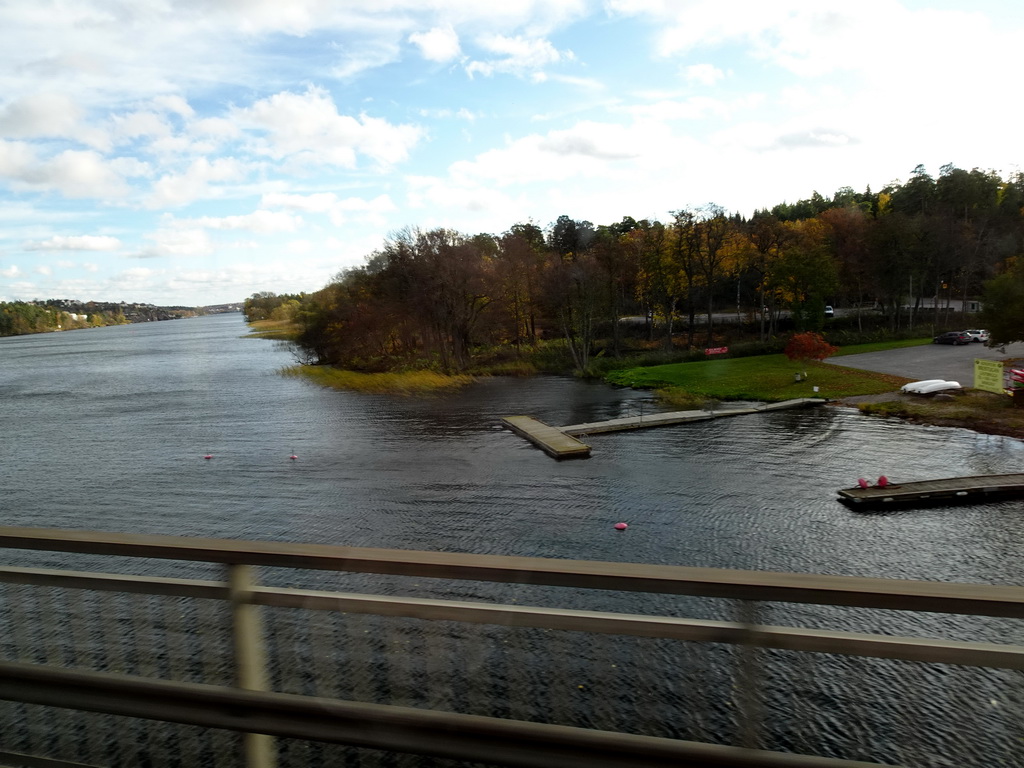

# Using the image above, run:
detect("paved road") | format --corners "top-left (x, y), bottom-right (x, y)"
top-left (826, 341), bottom-right (1024, 384)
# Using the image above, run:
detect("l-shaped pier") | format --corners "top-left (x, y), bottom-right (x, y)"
top-left (502, 398), bottom-right (827, 459)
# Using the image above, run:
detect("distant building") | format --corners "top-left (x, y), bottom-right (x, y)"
top-left (900, 297), bottom-right (982, 313)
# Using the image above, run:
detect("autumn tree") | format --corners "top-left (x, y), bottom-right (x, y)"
top-left (629, 219), bottom-right (675, 346)
top-left (592, 217), bottom-right (641, 356)
top-left (694, 205), bottom-right (731, 344)
top-left (495, 222), bottom-right (547, 350)
top-left (772, 218), bottom-right (839, 331)
top-left (544, 216), bottom-right (605, 372)
top-left (784, 332), bottom-right (837, 369)
top-left (744, 211), bottom-right (792, 340)
top-left (666, 209), bottom-right (703, 346)
top-left (542, 251), bottom-right (608, 372)
top-left (405, 227), bottom-right (495, 372)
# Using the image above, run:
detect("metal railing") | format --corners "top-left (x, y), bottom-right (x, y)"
top-left (0, 526), bottom-right (1022, 767)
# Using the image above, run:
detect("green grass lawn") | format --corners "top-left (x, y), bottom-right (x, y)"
top-left (827, 338), bottom-right (931, 356)
top-left (606, 353), bottom-right (912, 401)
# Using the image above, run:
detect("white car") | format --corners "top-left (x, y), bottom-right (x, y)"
top-left (964, 329), bottom-right (990, 343)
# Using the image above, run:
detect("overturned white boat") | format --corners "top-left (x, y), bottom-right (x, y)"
top-left (900, 379), bottom-right (962, 395)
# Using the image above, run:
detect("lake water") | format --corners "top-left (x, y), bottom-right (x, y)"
top-left (2, 313), bottom-right (1023, 766)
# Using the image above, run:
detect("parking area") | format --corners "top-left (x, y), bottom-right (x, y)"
top-left (826, 340), bottom-right (1024, 385)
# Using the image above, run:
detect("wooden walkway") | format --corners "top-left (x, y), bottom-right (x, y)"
top-left (838, 473), bottom-right (1024, 509)
top-left (500, 416), bottom-right (592, 458)
top-left (503, 398), bottom-right (826, 458)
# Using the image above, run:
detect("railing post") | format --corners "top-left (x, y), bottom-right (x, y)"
top-left (228, 564), bottom-right (276, 768)
top-left (734, 599), bottom-right (764, 750)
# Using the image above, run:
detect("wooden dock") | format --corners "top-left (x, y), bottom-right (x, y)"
top-left (500, 416), bottom-right (592, 458)
top-left (503, 398), bottom-right (826, 458)
top-left (560, 398), bottom-right (824, 435)
top-left (838, 473), bottom-right (1024, 509)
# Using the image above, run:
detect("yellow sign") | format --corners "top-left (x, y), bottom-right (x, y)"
top-left (974, 359), bottom-right (1005, 394)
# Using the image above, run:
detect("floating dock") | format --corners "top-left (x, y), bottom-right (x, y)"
top-left (500, 416), bottom-right (592, 459)
top-left (560, 398), bottom-right (824, 436)
top-left (838, 473), bottom-right (1024, 509)
top-left (503, 398), bottom-right (826, 459)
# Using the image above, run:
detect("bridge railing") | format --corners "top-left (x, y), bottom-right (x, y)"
top-left (0, 526), bottom-right (1022, 767)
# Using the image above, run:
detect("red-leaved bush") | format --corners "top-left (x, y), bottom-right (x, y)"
top-left (784, 332), bottom-right (837, 363)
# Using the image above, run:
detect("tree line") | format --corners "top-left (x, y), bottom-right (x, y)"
top-left (0, 302), bottom-right (127, 336)
top-left (246, 163), bottom-right (1024, 373)
top-left (0, 301), bottom-right (198, 337)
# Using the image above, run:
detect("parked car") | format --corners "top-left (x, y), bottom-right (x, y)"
top-left (824, 305), bottom-right (834, 318)
top-left (933, 331), bottom-right (972, 345)
top-left (964, 329), bottom-right (990, 343)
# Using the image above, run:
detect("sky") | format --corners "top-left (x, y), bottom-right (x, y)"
top-left (1, 0), bottom-right (1022, 307)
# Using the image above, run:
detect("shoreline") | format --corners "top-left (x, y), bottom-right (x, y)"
top-left (832, 390), bottom-right (1024, 441)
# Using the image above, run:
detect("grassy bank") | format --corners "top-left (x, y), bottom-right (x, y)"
top-left (606, 354), bottom-right (909, 402)
top-left (857, 390), bottom-right (1024, 439)
top-left (244, 319), bottom-right (300, 340)
top-left (603, 339), bottom-right (933, 402)
top-left (281, 365), bottom-right (475, 395)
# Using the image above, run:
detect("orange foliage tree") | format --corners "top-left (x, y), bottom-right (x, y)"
top-left (784, 332), bottom-right (837, 365)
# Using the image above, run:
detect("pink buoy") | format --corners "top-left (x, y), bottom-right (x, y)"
top-left (857, 478), bottom-right (870, 489)
top-left (614, 522), bottom-right (628, 530)
top-left (204, 454), bottom-right (213, 460)
top-left (877, 475), bottom-right (889, 488)
top-left (289, 454), bottom-right (298, 460)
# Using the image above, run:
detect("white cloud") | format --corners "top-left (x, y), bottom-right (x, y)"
top-left (151, 94), bottom-right (195, 119)
top-left (261, 191), bottom-right (396, 225)
top-left (231, 87), bottom-right (422, 168)
top-left (132, 228), bottom-right (214, 259)
top-left (545, 74), bottom-right (605, 91)
top-left (10, 149), bottom-right (129, 198)
top-left (110, 110), bottom-right (172, 143)
top-left (466, 35), bottom-right (569, 78)
top-left (331, 194), bottom-right (396, 214)
top-left (685, 63), bottom-right (725, 86)
top-left (627, 94), bottom-right (764, 122)
top-left (190, 117), bottom-right (241, 140)
top-left (35, 264), bottom-right (52, 275)
top-left (0, 139), bottom-right (36, 175)
top-left (0, 93), bottom-right (110, 148)
top-left (444, 120), bottom-right (666, 188)
top-left (172, 210), bottom-right (304, 234)
top-left (145, 157), bottom-right (246, 208)
top-left (418, 107), bottom-right (480, 121)
top-left (110, 156), bottom-right (153, 179)
top-left (770, 129), bottom-right (858, 151)
top-left (537, 124), bottom-right (642, 160)
top-left (407, 176), bottom-right (518, 215)
top-left (261, 192), bottom-right (340, 214)
top-left (24, 235), bottom-right (123, 251)
top-left (1, 265), bottom-right (21, 278)
top-left (331, 39), bottom-right (404, 80)
top-left (0, 93), bottom-right (82, 139)
top-left (285, 240), bottom-right (314, 255)
top-left (619, 0), bottom-right (1005, 86)
top-left (604, 0), bottom-right (669, 13)
top-left (410, 25), bottom-right (462, 62)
